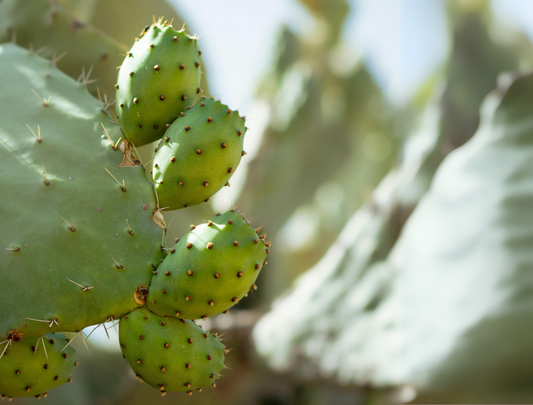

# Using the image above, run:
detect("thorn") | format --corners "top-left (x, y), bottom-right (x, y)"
top-left (5, 247), bottom-right (20, 252)
top-left (41, 164), bottom-right (50, 185)
top-left (101, 123), bottom-right (118, 150)
top-left (31, 89), bottom-right (51, 106)
top-left (67, 279), bottom-right (93, 292)
top-left (104, 167), bottom-right (126, 191)
top-left (111, 256), bottom-right (123, 269)
top-left (126, 219), bottom-right (134, 235)
top-left (58, 215), bottom-right (76, 232)
top-left (24, 318), bottom-right (59, 327)
top-left (51, 51), bottom-right (67, 66)
top-left (26, 123), bottom-right (42, 142)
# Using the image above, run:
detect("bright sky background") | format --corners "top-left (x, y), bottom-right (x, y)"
top-left (87, 0), bottom-right (533, 349)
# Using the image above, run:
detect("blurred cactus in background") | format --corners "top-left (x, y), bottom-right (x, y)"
top-left (236, 0), bottom-right (396, 300)
top-left (254, 0), bottom-right (533, 403)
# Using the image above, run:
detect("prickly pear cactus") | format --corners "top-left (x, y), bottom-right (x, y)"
top-left (0, 15), bottom-right (270, 399)
top-left (0, 333), bottom-right (77, 399)
top-left (147, 210), bottom-right (268, 319)
top-left (116, 22), bottom-right (202, 146)
top-left (119, 309), bottom-right (224, 395)
top-left (153, 98), bottom-right (246, 210)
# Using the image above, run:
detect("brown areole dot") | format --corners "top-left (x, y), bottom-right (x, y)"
top-left (187, 270), bottom-right (193, 276)
top-left (214, 272), bottom-right (221, 278)
top-left (154, 65), bottom-right (160, 71)
top-left (209, 300), bottom-right (215, 306)
top-left (185, 125), bottom-right (190, 131)
top-left (164, 343), bottom-right (169, 348)
top-left (185, 295), bottom-right (191, 301)
top-left (187, 243), bottom-right (193, 249)
top-left (196, 148), bottom-right (202, 154)
top-left (206, 242), bottom-right (214, 249)
top-left (180, 64), bottom-right (185, 70)
top-left (221, 142), bottom-right (227, 149)
top-left (181, 95), bottom-right (187, 101)
top-left (170, 156), bottom-right (176, 162)
top-left (186, 363), bottom-right (191, 369)
top-left (160, 95), bottom-right (165, 100)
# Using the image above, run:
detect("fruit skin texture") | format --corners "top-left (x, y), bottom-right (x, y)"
top-left (153, 98), bottom-right (245, 210)
top-left (0, 44), bottom-right (164, 340)
top-left (0, 333), bottom-right (76, 398)
top-left (116, 23), bottom-right (201, 146)
top-left (147, 211), bottom-right (268, 319)
top-left (119, 308), bottom-right (224, 393)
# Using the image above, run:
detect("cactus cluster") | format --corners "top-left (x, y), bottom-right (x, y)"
top-left (0, 14), bottom-right (270, 399)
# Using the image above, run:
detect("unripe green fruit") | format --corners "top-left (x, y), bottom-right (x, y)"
top-left (116, 23), bottom-right (201, 146)
top-left (153, 98), bottom-right (246, 210)
top-left (0, 333), bottom-right (77, 399)
top-left (119, 308), bottom-right (224, 394)
top-left (147, 210), bottom-right (269, 319)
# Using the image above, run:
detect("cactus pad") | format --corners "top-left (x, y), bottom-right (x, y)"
top-left (0, 333), bottom-right (77, 399)
top-left (119, 308), bottom-right (224, 394)
top-left (0, 44), bottom-right (164, 339)
top-left (116, 23), bottom-right (201, 146)
top-left (147, 211), bottom-right (268, 319)
top-left (153, 98), bottom-right (246, 210)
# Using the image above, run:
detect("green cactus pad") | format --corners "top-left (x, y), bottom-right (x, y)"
top-left (116, 23), bottom-right (201, 146)
top-left (0, 333), bottom-right (77, 399)
top-left (0, 44), bottom-right (164, 339)
top-left (119, 308), bottom-right (224, 394)
top-left (147, 211), bottom-right (268, 319)
top-left (0, 0), bottom-right (127, 98)
top-left (153, 98), bottom-right (245, 210)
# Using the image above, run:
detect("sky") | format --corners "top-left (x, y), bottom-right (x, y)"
top-left (86, 0), bottom-right (533, 349)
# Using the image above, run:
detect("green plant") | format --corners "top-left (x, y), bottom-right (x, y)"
top-left (0, 17), bottom-right (269, 399)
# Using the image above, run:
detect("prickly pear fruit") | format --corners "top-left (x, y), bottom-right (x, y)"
top-left (147, 210), bottom-right (269, 319)
top-left (153, 98), bottom-right (246, 210)
top-left (116, 22), bottom-right (201, 146)
top-left (0, 333), bottom-right (77, 399)
top-left (119, 308), bottom-right (224, 394)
